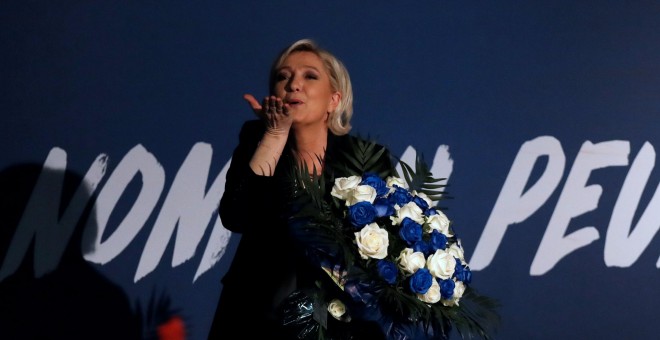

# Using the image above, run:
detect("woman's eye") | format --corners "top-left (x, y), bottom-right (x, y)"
top-left (305, 73), bottom-right (318, 80)
top-left (276, 73), bottom-right (289, 81)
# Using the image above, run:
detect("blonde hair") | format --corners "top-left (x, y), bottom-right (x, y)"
top-left (269, 39), bottom-right (353, 136)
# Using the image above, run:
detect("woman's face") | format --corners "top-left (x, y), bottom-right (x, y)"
top-left (273, 51), bottom-right (340, 129)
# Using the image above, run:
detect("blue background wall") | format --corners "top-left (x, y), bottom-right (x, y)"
top-left (2, 1), bottom-right (660, 339)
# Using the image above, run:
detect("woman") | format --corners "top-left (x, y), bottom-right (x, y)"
top-left (208, 39), bottom-right (394, 339)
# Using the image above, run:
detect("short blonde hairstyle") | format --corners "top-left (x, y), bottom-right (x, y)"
top-left (269, 39), bottom-right (353, 136)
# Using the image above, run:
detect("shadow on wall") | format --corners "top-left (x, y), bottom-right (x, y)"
top-left (0, 163), bottom-right (185, 340)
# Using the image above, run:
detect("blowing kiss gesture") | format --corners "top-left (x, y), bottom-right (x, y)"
top-left (244, 94), bottom-right (292, 176)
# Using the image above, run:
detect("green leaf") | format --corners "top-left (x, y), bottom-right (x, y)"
top-left (397, 154), bottom-right (449, 205)
top-left (431, 287), bottom-right (501, 340)
top-left (333, 136), bottom-right (394, 177)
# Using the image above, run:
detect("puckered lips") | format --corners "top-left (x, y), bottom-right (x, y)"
top-left (285, 97), bottom-right (303, 107)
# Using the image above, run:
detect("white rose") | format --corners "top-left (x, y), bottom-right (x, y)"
top-left (331, 176), bottom-right (362, 201)
top-left (426, 249), bottom-right (456, 280)
top-left (447, 241), bottom-right (465, 264)
top-left (327, 299), bottom-right (347, 320)
top-left (391, 201), bottom-right (424, 225)
top-left (426, 212), bottom-right (452, 236)
top-left (396, 248), bottom-right (426, 275)
top-left (417, 277), bottom-right (441, 304)
top-left (453, 280), bottom-right (466, 300)
top-left (386, 176), bottom-right (407, 189)
top-left (345, 185), bottom-right (377, 206)
top-left (442, 280), bottom-right (466, 307)
top-left (354, 223), bottom-right (389, 259)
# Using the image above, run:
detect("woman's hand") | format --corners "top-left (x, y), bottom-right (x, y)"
top-left (244, 94), bottom-right (291, 175)
top-left (243, 94), bottom-right (292, 138)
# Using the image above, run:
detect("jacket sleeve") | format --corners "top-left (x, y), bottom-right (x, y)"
top-left (218, 120), bottom-right (281, 234)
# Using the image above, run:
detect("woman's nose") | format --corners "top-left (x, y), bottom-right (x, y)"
top-left (286, 75), bottom-right (301, 92)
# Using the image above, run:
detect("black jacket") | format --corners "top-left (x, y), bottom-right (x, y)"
top-left (209, 120), bottom-right (393, 339)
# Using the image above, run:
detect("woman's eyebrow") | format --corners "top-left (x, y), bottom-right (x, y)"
top-left (277, 65), bottom-right (321, 72)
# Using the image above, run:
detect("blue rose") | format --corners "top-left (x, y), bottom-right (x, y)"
top-left (454, 260), bottom-right (472, 283)
top-left (377, 259), bottom-right (398, 285)
top-left (361, 172), bottom-right (389, 197)
top-left (348, 201), bottom-right (377, 229)
top-left (412, 195), bottom-right (429, 210)
top-left (429, 230), bottom-right (448, 251)
top-left (412, 240), bottom-right (432, 256)
top-left (373, 197), bottom-right (395, 218)
top-left (424, 208), bottom-right (438, 217)
top-left (409, 268), bottom-right (433, 294)
top-left (398, 217), bottom-right (422, 245)
top-left (388, 186), bottom-right (413, 206)
top-left (439, 278), bottom-right (455, 299)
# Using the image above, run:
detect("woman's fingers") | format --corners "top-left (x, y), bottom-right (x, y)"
top-left (273, 97), bottom-right (288, 116)
top-left (245, 94), bottom-right (290, 130)
top-left (254, 96), bottom-right (290, 136)
top-left (264, 96), bottom-right (289, 119)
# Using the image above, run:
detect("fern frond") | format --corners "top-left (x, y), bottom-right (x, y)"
top-left (398, 154), bottom-right (448, 203)
top-left (336, 137), bottom-right (391, 177)
top-left (435, 287), bottom-right (501, 340)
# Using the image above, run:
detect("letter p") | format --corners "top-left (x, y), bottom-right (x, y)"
top-left (469, 136), bottom-right (565, 270)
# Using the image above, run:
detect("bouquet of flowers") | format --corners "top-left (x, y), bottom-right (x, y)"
top-left (330, 172), bottom-right (470, 307)
top-left (285, 137), bottom-right (499, 340)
